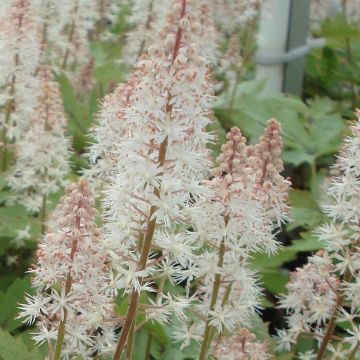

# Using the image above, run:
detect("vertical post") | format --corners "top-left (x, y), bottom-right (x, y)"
top-left (255, 0), bottom-right (291, 95)
top-left (283, 0), bottom-right (311, 95)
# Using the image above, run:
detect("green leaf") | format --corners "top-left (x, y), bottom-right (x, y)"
top-left (0, 204), bottom-right (40, 239)
top-left (16, 329), bottom-right (48, 359)
top-left (57, 74), bottom-right (91, 151)
top-left (252, 249), bottom-right (297, 269)
top-left (287, 190), bottom-right (325, 231)
top-left (0, 176), bottom-right (7, 191)
top-left (249, 315), bottom-right (274, 351)
top-left (132, 329), bottom-right (165, 360)
top-left (260, 268), bottom-right (289, 294)
top-left (0, 276), bottom-right (33, 331)
top-left (282, 149), bottom-right (315, 167)
top-left (160, 348), bottom-right (187, 360)
top-left (144, 321), bottom-right (170, 349)
top-left (252, 234), bottom-right (323, 281)
top-left (288, 233), bottom-right (323, 252)
top-left (321, 16), bottom-right (360, 44)
top-left (207, 118), bottom-right (227, 158)
top-left (0, 328), bottom-right (42, 360)
top-left (115, 295), bottom-right (129, 316)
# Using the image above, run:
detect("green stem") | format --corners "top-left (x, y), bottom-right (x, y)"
top-left (41, 195), bottom-right (47, 235)
top-left (310, 161), bottom-right (317, 195)
top-left (198, 236), bottom-right (227, 360)
top-left (346, 38), bottom-right (356, 108)
top-left (1, 97), bottom-right (15, 172)
top-left (113, 138), bottom-right (168, 360)
top-left (227, 75), bottom-right (240, 118)
top-left (113, 2), bottom-right (186, 357)
top-left (221, 283), bottom-right (233, 308)
top-left (316, 269), bottom-right (352, 360)
top-left (137, 0), bottom-right (154, 60)
top-left (342, 0), bottom-right (356, 108)
top-left (144, 334), bottom-right (152, 360)
top-left (53, 216), bottom-right (80, 360)
top-left (125, 321), bottom-right (135, 360)
top-left (53, 274), bottom-right (74, 360)
top-left (349, 342), bottom-right (360, 360)
top-left (143, 276), bottom-right (166, 359)
top-left (62, 2), bottom-right (77, 71)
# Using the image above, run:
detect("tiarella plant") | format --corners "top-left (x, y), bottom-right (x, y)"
top-left (102, 1), bottom-right (215, 358)
top-left (18, 179), bottom-right (118, 359)
top-left (86, 76), bottom-right (139, 190)
top-left (0, 0), bottom-right (40, 168)
top-left (278, 112), bottom-right (360, 360)
top-left (122, 0), bottom-right (170, 65)
top-left (192, 120), bottom-right (290, 359)
top-left (87, 0), bottom-right (216, 190)
top-left (7, 66), bottom-right (71, 218)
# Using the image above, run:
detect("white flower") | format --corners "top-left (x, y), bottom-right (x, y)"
top-left (172, 322), bottom-right (202, 350)
top-left (17, 294), bottom-right (51, 325)
top-left (31, 325), bottom-right (58, 345)
top-left (297, 350), bottom-right (317, 360)
top-left (345, 324), bottom-right (360, 349)
top-left (50, 289), bottom-right (78, 321)
top-left (209, 305), bottom-right (237, 332)
top-left (6, 254), bottom-right (18, 266)
top-left (327, 342), bottom-right (349, 359)
top-left (275, 329), bottom-right (297, 352)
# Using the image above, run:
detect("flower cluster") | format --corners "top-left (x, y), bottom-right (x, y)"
top-left (184, 120), bottom-right (290, 357)
top-left (123, 0), bottom-right (218, 66)
top-left (277, 251), bottom-right (339, 352)
top-left (278, 111), bottom-right (360, 358)
top-left (86, 75), bottom-right (140, 190)
top-left (210, 0), bottom-right (264, 37)
top-left (18, 179), bottom-right (118, 358)
top-left (104, 0), bottom-right (214, 288)
top-left (0, 0), bottom-right (40, 142)
top-left (102, 0), bottom-right (216, 355)
top-left (34, 0), bottom-right (100, 72)
top-left (121, 0), bottom-right (171, 65)
top-left (219, 34), bottom-right (243, 88)
top-left (212, 328), bottom-right (270, 360)
top-left (7, 66), bottom-right (71, 213)
top-left (87, 0), bottom-right (218, 191)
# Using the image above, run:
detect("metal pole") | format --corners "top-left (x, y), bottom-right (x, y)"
top-left (255, 0), bottom-right (291, 96)
top-left (283, 0), bottom-right (311, 95)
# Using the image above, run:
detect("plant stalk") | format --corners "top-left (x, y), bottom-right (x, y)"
top-left (349, 342), bottom-right (360, 360)
top-left (53, 216), bottom-right (80, 360)
top-left (316, 269), bottom-right (352, 360)
top-left (41, 194), bottom-right (47, 235)
top-left (144, 334), bottom-right (152, 360)
top-left (198, 228), bottom-right (227, 360)
top-left (143, 276), bottom-right (166, 360)
top-left (113, 2), bottom-right (187, 357)
top-left (113, 138), bottom-right (168, 360)
top-left (125, 320), bottom-right (135, 360)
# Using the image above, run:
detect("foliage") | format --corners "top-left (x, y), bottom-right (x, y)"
top-left (1, 2), bottom-right (360, 360)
